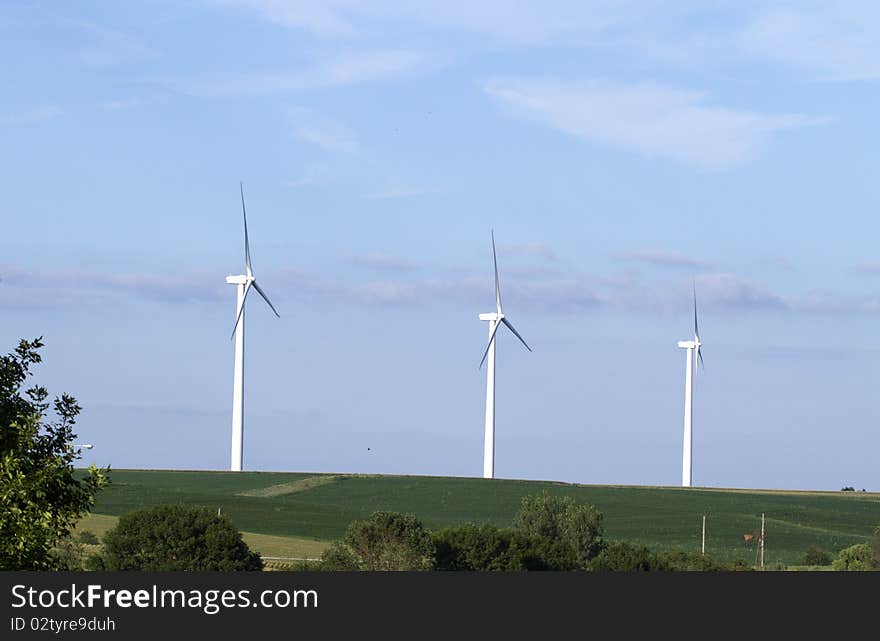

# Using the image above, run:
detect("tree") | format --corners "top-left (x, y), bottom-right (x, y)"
top-left (513, 493), bottom-right (605, 568)
top-left (589, 541), bottom-right (659, 571)
top-left (100, 505), bottom-right (263, 571)
top-left (0, 337), bottom-right (108, 570)
top-left (433, 523), bottom-right (556, 571)
top-left (802, 546), bottom-right (832, 567)
top-left (321, 511), bottom-right (435, 571)
top-left (831, 543), bottom-right (874, 571)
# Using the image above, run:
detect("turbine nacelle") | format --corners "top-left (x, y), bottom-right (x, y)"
top-left (226, 274), bottom-right (253, 286)
top-left (479, 312), bottom-right (503, 322)
top-left (677, 340), bottom-right (698, 349)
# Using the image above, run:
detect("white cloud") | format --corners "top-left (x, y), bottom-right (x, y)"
top-left (364, 187), bottom-right (433, 200)
top-left (0, 267), bottom-right (223, 304)
top-left (98, 98), bottom-right (140, 111)
top-left (0, 106), bottom-right (63, 127)
top-left (741, 4), bottom-right (880, 81)
top-left (286, 107), bottom-right (357, 152)
top-left (693, 272), bottom-right (787, 311)
top-left (351, 253), bottom-right (417, 272)
top-left (211, 0), bottom-right (670, 47)
top-left (211, 0), bottom-right (359, 37)
top-left (854, 261), bottom-right (880, 274)
top-left (180, 49), bottom-right (424, 97)
top-left (498, 242), bottom-right (559, 262)
top-left (485, 78), bottom-right (827, 168)
top-left (615, 250), bottom-right (710, 269)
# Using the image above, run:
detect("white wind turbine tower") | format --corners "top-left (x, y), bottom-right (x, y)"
top-left (479, 231), bottom-right (532, 479)
top-left (226, 183), bottom-right (280, 472)
top-left (677, 287), bottom-right (704, 487)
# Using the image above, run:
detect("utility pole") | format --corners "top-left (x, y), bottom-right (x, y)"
top-left (701, 513), bottom-right (706, 556)
top-left (759, 513), bottom-right (765, 570)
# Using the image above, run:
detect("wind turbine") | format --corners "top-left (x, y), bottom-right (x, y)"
top-left (478, 231), bottom-right (532, 479)
top-left (676, 286), bottom-right (704, 487)
top-left (226, 183), bottom-right (280, 472)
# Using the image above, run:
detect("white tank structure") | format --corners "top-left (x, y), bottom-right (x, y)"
top-left (226, 184), bottom-right (280, 472)
top-left (478, 231), bottom-right (532, 479)
top-left (677, 287), bottom-right (704, 487)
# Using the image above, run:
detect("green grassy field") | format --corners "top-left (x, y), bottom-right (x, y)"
top-left (86, 469), bottom-right (880, 566)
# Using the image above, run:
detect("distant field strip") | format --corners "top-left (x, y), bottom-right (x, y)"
top-left (236, 475), bottom-right (342, 497)
top-left (761, 516), bottom-right (871, 540)
top-left (73, 513), bottom-right (329, 561)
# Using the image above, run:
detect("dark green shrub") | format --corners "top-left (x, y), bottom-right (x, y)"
top-left (102, 505), bottom-right (262, 571)
top-left (654, 550), bottom-right (733, 571)
top-left (433, 523), bottom-right (568, 571)
top-left (320, 542), bottom-right (360, 570)
top-left (76, 530), bottom-right (100, 545)
top-left (802, 546), bottom-right (832, 566)
top-left (589, 541), bottom-right (659, 571)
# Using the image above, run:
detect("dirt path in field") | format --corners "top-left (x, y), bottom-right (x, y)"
top-left (236, 475), bottom-right (342, 497)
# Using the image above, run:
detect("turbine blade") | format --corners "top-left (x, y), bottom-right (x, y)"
top-left (697, 345), bottom-right (705, 371)
top-left (252, 280), bottom-right (280, 318)
top-left (492, 230), bottom-right (502, 314)
top-left (479, 320), bottom-right (502, 369)
top-left (240, 182), bottom-right (252, 276)
top-left (693, 283), bottom-right (700, 341)
top-left (230, 282), bottom-right (252, 339)
top-left (501, 317), bottom-right (532, 352)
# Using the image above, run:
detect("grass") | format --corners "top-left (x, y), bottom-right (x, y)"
top-left (84, 469), bottom-right (880, 567)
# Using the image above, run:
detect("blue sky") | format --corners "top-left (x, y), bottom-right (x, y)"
top-left (2, 1), bottom-right (879, 490)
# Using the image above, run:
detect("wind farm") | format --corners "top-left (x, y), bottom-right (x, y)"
top-left (4, 2), bottom-right (880, 577)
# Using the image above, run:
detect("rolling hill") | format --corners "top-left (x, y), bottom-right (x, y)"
top-left (85, 469), bottom-right (880, 566)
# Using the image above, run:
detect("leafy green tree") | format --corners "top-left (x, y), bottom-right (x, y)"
top-left (100, 505), bottom-right (263, 571)
top-left (589, 541), bottom-right (659, 571)
top-left (831, 543), bottom-right (874, 571)
top-left (433, 523), bottom-right (560, 571)
top-left (513, 493), bottom-right (605, 568)
top-left (802, 546), bottom-right (833, 567)
top-left (319, 541), bottom-right (360, 570)
top-left (321, 511), bottom-right (435, 571)
top-left (0, 337), bottom-right (108, 570)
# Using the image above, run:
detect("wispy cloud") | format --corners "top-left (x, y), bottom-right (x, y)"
top-left (693, 272), bottom-right (787, 311)
top-left (615, 250), bottom-right (710, 269)
top-left (211, 0), bottom-right (359, 38)
top-left (98, 98), bottom-right (140, 111)
top-left (741, 5), bottom-right (880, 81)
top-left (364, 187), bottom-right (433, 200)
top-left (351, 253), bottom-right (418, 272)
top-left (485, 78), bottom-right (827, 168)
top-left (285, 163), bottom-right (337, 188)
top-left (0, 105), bottom-right (63, 127)
top-left (1, 267), bottom-right (223, 305)
top-left (286, 106), bottom-right (357, 152)
top-left (65, 15), bottom-right (160, 68)
top-left (212, 0), bottom-right (664, 47)
top-left (498, 242), bottom-right (559, 262)
top-left (854, 261), bottom-right (880, 274)
top-left (178, 49), bottom-right (425, 97)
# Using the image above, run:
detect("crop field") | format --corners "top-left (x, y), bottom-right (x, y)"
top-left (85, 469), bottom-right (880, 566)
